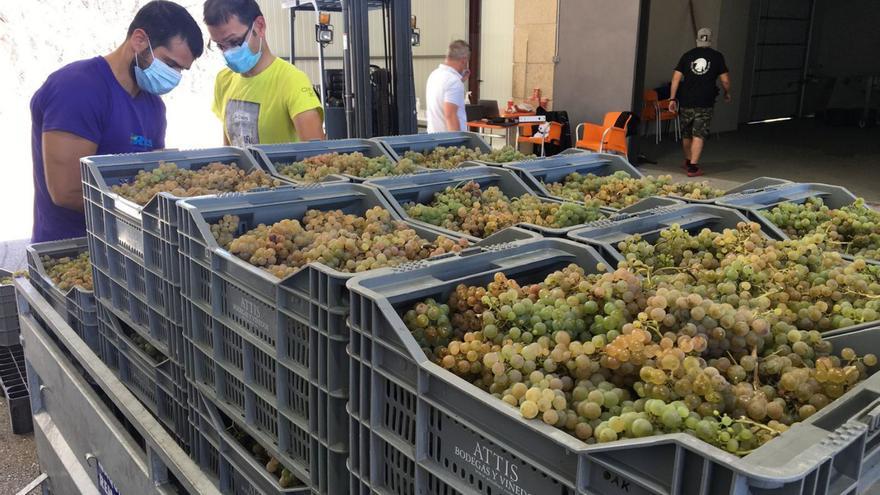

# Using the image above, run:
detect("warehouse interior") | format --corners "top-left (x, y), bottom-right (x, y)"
top-left (2, 0), bottom-right (880, 493)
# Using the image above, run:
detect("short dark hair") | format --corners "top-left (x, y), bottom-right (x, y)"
top-left (127, 1), bottom-right (204, 58)
top-left (203, 0), bottom-right (264, 27)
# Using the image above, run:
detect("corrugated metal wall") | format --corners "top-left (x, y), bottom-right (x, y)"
top-left (256, 0), bottom-right (468, 106)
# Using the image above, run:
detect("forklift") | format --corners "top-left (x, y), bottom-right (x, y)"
top-left (282, 0), bottom-right (419, 138)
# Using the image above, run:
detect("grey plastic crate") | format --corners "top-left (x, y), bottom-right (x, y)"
top-left (0, 270), bottom-right (19, 346)
top-left (91, 236), bottom-right (185, 363)
top-left (346, 238), bottom-right (880, 495)
top-left (248, 138), bottom-right (409, 184)
top-left (502, 151), bottom-right (642, 204)
top-left (371, 131), bottom-right (492, 164)
top-left (503, 152), bottom-right (687, 215)
top-left (26, 238), bottom-right (99, 354)
top-left (567, 203), bottom-right (758, 265)
top-left (176, 182), bottom-right (534, 495)
top-left (366, 165), bottom-right (607, 241)
top-left (97, 302), bottom-right (189, 449)
top-left (187, 384), bottom-right (311, 495)
top-left (81, 147), bottom-right (276, 284)
top-left (0, 344), bottom-right (31, 434)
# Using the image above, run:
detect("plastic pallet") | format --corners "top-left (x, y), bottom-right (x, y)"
top-left (248, 138), bottom-right (410, 184)
top-left (346, 238), bottom-right (880, 495)
top-left (0, 345), bottom-right (31, 434)
top-left (175, 183), bottom-right (534, 495)
top-left (187, 384), bottom-right (311, 495)
top-left (26, 238), bottom-right (99, 354)
top-left (371, 131), bottom-right (492, 164)
top-left (0, 270), bottom-right (19, 346)
top-left (365, 164), bottom-right (605, 241)
top-left (97, 302), bottom-right (189, 449)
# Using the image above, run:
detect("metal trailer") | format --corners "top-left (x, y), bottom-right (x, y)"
top-left (15, 278), bottom-right (221, 495)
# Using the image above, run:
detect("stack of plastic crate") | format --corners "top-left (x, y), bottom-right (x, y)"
top-left (0, 269), bottom-right (19, 347)
top-left (175, 182), bottom-right (534, 494)
top-left (80, 147), bottom-right (286, 452)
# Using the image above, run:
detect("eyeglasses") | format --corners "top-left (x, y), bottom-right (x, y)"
top-left (208, 24), bottom-right (253, 52)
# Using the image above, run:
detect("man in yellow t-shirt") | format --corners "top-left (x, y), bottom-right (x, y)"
top-left (204, 0), bottom-right (324, 146)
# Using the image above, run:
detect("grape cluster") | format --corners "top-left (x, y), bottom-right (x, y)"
top-left (210, 207), bottom-right (469, 278)
top-left (403, 145), bottom-right (535, 169)
top-left (403, 181), bottom-right (604, 237)
top-left (42, 252), bottom-right (92, 291)
top-left (111, 162), bottom-right (281, 205)
top-left (762, 197), bottom-right (880, 261)
top-left (545, 171), bottom-right (726, 209)
top-left (403, 227), bottom-right (880, 455)
top-left (0, 270), bottom-right (27, 285)
top-left (129, 332), bottom-right (160, 361)
top-left (276, 152), bottom-right (418, 182)
top-left (229, 425), bottom-right (299, 488)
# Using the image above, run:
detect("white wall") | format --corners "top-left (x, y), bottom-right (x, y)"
top-left (257, 0), bottom-right (468, 106)
top-left (479, 0), bottom-right (515, 104)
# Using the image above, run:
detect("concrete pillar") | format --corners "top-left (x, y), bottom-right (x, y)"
top-left (512, 0), bottom-right (558, 107)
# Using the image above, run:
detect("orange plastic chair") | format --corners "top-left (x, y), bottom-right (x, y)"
top-left (517, 121), bottom-right (563, 157)
top-left (643, 89), bottom-right (680, 143)
top-left (574, 112), bottom-right (631, 158)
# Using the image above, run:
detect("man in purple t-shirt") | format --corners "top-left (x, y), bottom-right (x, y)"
top-left (30, 1), bottom-right (204, 242)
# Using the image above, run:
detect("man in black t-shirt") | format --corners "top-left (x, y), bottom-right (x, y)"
top-left (668, 28), bottom-right (731, 177)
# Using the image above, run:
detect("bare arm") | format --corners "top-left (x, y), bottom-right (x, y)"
top-left (719, 72), bottom-right (732, 102)
top-left (668, 70), bottom-right (683, 112)
top-left (293, 109), bottom-right (325, 141)
top-left (444, 102), bottom-right (461, 131)
top-left (42, 131), bottom-right (97, 212)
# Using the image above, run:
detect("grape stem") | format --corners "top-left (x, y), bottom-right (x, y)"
top-left (751, 346), bottom-right (761, 388)
top-left (844, 290), bottom-right (880, 300)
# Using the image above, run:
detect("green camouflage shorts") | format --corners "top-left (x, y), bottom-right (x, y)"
top-left (679, 106), bottom-right (714, 139)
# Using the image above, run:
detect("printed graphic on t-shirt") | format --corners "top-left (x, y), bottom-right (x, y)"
top-left (225, 99), bottom-right (260, 146)
top-left (691, 58), bottom-right (711, 76)
top-left (129, 134), bottom-right (154, 150)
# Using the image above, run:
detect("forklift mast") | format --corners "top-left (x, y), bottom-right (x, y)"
top-left (284, 0), bottom-right (417, 138)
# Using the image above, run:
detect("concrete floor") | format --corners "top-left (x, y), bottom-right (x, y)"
top-left (634, 118), bottom-right (880, 203)
top-left (0, 397), bottom-right (40, 495)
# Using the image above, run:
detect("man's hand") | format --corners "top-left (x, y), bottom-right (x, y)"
top-left (460, 68), bottom-right (471, 82)
top-left (668, 100), bottom-right (678, 113)
top-left (724, 92), bottom-right (733, 103)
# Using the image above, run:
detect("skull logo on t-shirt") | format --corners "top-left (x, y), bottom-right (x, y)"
top-left (691, 58), bottom-right (711, 76)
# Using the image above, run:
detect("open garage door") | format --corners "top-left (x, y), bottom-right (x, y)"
top-left (748, 0), bottom-right (815, 121)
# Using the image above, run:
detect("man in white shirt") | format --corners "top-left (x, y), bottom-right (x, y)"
top-left (426, 40), bottom-right (470, 133)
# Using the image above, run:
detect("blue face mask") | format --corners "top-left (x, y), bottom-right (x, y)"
top-left (223, 24), bottom-right (262, 74)
top-left (134, 39), bottom-right (182, 95)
